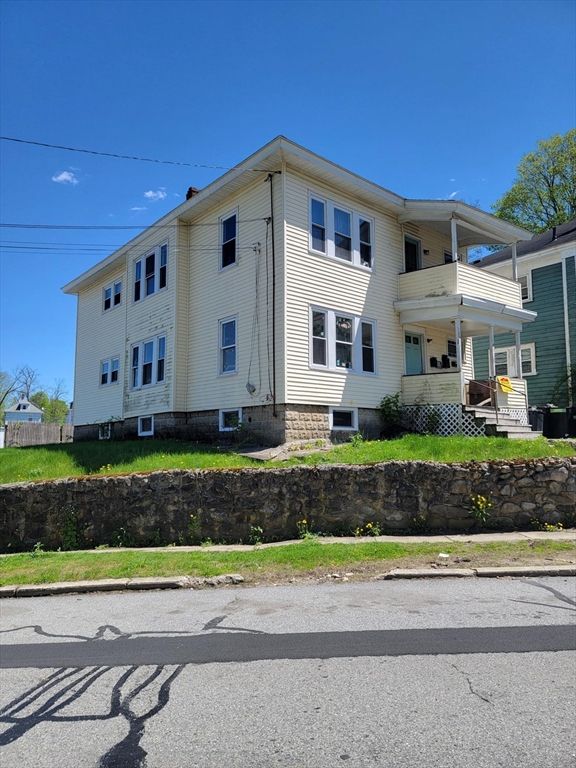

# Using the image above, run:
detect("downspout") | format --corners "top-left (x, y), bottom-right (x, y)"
top-left (267, 171), bottom-right (281, 417)
top-left (561, 254), bottom-right (573, 406)
top-left (511, 241), bottom-right (518, 281)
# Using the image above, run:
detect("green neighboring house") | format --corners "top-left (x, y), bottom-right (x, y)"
top-left (473, 219), bottom-right (576, 407)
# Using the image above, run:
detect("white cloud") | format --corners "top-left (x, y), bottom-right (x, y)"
top-left (448, 190), bottom-right (460, 199)
top-left (449, 178), bottom-right (456, 182)
top-left (144, 188), bottom-right (167, 202)
top-left (173, 192), bottom-right (180, 198)
top-left (52, 170), bottom-right (79, 185)
top-left (131, 206), bottom-right (147, 211)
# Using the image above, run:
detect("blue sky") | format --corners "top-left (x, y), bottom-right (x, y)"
top-left (1, 0), bottom-right (575, 400)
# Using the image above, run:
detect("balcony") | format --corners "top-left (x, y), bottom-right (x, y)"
top-left (397, 261), bottom-right (522, 308)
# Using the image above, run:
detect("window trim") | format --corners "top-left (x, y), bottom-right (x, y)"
top-left (219, 408), bottom-right (242, 432)
top-left (219, 209), bottom-right (238, 271)
top-left (133, 242), bottom-right (168, 303)
top-left (329, 407), bottom-right (358, 431)
top-left (130, 335), bottom-right (166, 390)
top-left (308, 193), bottom-right (374, 270)
top-left (103, 281), bottom-right (122, 312)
top-left (309, 306), bottom-right (377, 375)
top-left (98, 423), bottom-right (112, 440)
top-left (519, 273), bottom-right (532, 303)
top-left (138, 415), bottom-right (154, 437)
top-left (493, 342), bottom-right (536, 377)
top-left (100, 356), bottom-right (120, 387)
top-left (218, 316), bottom-right (237, 376)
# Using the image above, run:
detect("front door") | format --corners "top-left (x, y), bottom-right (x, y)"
top-left (405, 333), bottom-right (423, 375)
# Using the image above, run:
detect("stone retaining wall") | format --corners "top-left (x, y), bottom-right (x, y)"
top-left (1, 458), bottom-right (574, 551)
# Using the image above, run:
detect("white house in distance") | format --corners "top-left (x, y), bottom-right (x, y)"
top-left (5, 395), bottom-right (43, 423)
top-left (63, 136), bottom-right (537, 444)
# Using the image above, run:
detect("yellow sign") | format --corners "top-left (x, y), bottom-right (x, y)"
top-left (497, 376), bottom-right (514, 393)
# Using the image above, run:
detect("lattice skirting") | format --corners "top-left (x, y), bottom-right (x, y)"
top-left (500, 408), bottom-right (529, 425)
top-left (402, 404), bottom-right (485, 437)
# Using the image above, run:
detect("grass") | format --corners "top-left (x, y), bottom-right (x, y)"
top-left (0, 435), bottom-right (574, 484)
top-left (0, 540), bottom-right (574, 586)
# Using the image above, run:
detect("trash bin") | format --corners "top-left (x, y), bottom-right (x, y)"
top-left (544, 408), bottom-right (569, 439)
top-left (568, 406), bottom-right (576, 438)
top-left (528, 408), bottom-right (544, 432)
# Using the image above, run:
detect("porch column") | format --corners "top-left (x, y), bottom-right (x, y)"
top-left (455, 317), bottom-right (464, 404)
top-left (488, 325), bottom-right (495, 378)
top-left (511, 241), bottom-right (518, 281)
top-left (515, 330), bottom-right (523, 380)
top-left (451, 216), bottom-right (458, 262)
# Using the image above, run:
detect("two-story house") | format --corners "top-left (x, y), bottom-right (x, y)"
top-left (63, 136), bottom-right (536, 444)
top-left (473, 219), bottom-right (576, 408)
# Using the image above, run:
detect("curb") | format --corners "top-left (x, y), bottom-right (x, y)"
top-left (1, 566), bottom-right (574, 598)
top-left (379, 565), bottom-right (576, 580)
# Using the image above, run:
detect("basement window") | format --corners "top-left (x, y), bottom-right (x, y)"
top-left (138, 415), bottom-right (155, 436)
top-left (329, 407), bottom-right (358, 430)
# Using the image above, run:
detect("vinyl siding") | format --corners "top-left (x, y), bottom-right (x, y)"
top-left (284, 168), bottom-right (403, 407)
top-left (187, 175), bottom-right (282, 411)
top-left (73, 269), bottom-right (126, 425)
top-left (173, 221), bottom-right (189, 411)
top-left (123, 226), bottom-right (176, 418)
top-left (473, 260), bottom-right (569, 406)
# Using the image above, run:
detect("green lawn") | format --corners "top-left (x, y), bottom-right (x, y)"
top-left (1, 540), bottom-right (573, 586)
top-left (0, 435), bottom-right (573, 484)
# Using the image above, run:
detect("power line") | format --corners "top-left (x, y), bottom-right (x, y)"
top-left (0, 136), bottom-right (270, 172)
top-left (0, 218), bottom-right (268, 230)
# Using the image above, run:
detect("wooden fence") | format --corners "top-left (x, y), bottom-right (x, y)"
top-left (5, 422), bottom-right (74, 447)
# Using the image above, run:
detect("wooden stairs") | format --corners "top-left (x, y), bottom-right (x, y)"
top-left (464, 406), bottom-right (541, 440)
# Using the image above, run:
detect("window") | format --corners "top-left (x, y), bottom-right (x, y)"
top-left (103, 281), bottom-right (122, 311)
top-left (220, 211), bottom-right (237, 269)
top-left (219, 408), bottom-right (242, 431)
top-left (130, 336), bottom-right (166, 389)
top-left (134, 243), bottom-right (168, 302)
top-left (309, 194), bottom-right (374, 269)
top-left (100, 357), bottom-right (119, 386)
top-left (329, 407), bottom-right (358, 431)
top-left (519, 273), bottom-right (532, 302)
top-left (493, 343), bottom-right (536, 377)
top-left (219, 317), bottom-right (237, 374)
top-left (99, 423), bottom-right (112, 440)
top-left (138, 415), bottom-right (154, 436)
top-left (310, 307), bottom-right (376, 374)
top-left (447, 339), bottom-right (457, 359)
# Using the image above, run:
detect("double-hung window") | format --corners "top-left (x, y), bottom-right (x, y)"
top-left (103, 281), bottom-right (122, 312)
top-left (100, 357), bottom-right (119, 386)
top-left (309, 195), bottom-right (373, 269)
top-left (134, 243), bottom-right (168, 302)
top-left (219, 317), bottom-right (237, 374)
top-left (493, 343), bottom-right (536, 377)
top-left (311, 307), bottom-right (376, 374)
top-left (220, 211), bottom-right (237, 269)
top-left (519, 273), bottom-right (532, 302)
top-left (130, 335), bottom-right (166, 389)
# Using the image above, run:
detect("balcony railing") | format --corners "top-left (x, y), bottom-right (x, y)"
top-left (398, 261), bottom-right (522, 308)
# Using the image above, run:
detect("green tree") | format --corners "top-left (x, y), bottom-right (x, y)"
top-left (492, 129), bottom-right (576, 233)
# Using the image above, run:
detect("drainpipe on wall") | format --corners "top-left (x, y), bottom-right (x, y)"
top-left (561, 254), bottom-right (573, 406)
top-left (511, 241), bottom-right (518, 282)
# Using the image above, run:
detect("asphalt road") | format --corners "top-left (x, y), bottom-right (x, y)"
top-left (1, 577), bottom-right (575, 768)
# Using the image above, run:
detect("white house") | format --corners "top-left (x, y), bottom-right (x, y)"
top-left (63, 137), bottom-right (537, 444)
top-left (5, 395), bottom-right (43, 423)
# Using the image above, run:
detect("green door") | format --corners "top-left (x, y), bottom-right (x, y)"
top-left (405, 333), bottom-right (423, 375)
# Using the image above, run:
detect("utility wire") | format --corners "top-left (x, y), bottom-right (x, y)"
top-left (0, 218), bottom-right (268, 230)
top-left (0, 136), bottom-right (270, 172)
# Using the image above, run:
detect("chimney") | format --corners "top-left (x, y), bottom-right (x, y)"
top-left (186, 186), bottom-right (201, 200)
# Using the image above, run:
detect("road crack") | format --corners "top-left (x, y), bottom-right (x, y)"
top-left (448, 662), bottom-right (493, 705)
